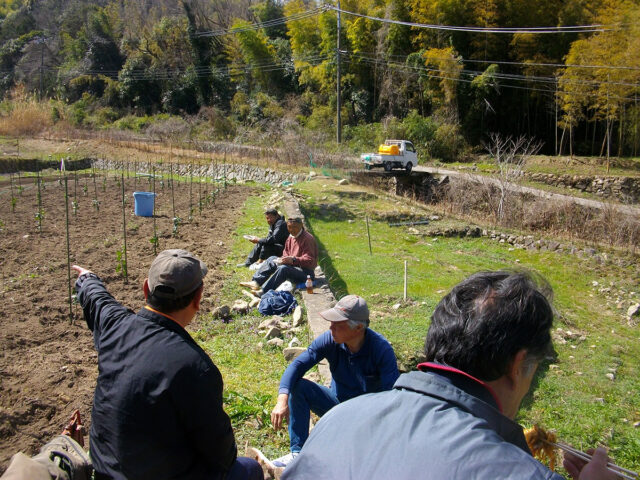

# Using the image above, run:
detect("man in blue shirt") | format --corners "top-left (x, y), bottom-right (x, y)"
top-left (269, 295), bottom-right (399, 467)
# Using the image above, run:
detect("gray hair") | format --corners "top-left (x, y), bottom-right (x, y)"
top-left (264, 208), bottom-right (279, 216)
top-left (287, 217), bottom-right (303, 225)
top-left (347, 318), bottom-right (369, 329)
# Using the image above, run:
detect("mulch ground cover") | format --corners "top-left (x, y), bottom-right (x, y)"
top-left (0, 170), bottom-right (249, 471)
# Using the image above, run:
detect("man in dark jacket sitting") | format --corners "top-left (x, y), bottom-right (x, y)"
top-left (73, 250), bottom-right (263, 480)
top-left (282, 271), bottom-right (618, 480)
top-left (239, 208), bottom-right (288, 268)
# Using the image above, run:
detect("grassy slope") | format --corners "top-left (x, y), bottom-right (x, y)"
top-left (193, 187), bottom-right (310, 458)
top-left (291, 178), bottom-right (639, 473)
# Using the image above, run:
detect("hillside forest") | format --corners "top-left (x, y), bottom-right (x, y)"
top-left (1, 0), bottom-right (639, 159)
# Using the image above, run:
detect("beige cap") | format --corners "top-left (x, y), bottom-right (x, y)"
top-left (319, 295), bottom-right (369, 323)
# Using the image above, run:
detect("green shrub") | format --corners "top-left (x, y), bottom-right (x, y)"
top-left (112, 113), bottom-right (170, 132)
top-left (428, 122), bottom-right (468, 162)
top-left (254, 92), bottom-right (284, 121)
top-left (304, 104), bottom-right (334, 132)
top-left (343, 122), bottom-right (383, 153)
top-left (66, 75), bottom-right (109, 103)
top-left (68, 93), bottom-right (93, 126)
top-left (402, 110), bottom-right (437, 149)
top-left (231, 92), bottom-right (251, 122)
top-left (93, 107), bottom-right (120, 126)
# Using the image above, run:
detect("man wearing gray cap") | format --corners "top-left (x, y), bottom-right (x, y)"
top-left (268, 295), bottom-right (399, 468)
top-left (72, 250), bottom-right (263, 480)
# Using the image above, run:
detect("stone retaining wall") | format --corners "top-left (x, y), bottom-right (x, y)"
top-left (349, 170), bottom-right (448, 202)
top-left (421, 224), bottom-right (635, 268)
top-left (523, 172), bottom-right (640, 203)
top-left (0, 157), bottom-right (93, 174)
top-left (93, 158), bottom-right (306, 186)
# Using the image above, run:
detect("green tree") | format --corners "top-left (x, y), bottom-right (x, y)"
top-left (228, 19), bottom-right (280, 95)
top-left (558, 2), bottom-right (640, 156)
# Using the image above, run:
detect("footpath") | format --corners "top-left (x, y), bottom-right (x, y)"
top-left (281, 192), bottom-right (334, 386)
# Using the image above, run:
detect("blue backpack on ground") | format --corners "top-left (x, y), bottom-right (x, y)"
top-left (258, 290), bottom-right (298, 316)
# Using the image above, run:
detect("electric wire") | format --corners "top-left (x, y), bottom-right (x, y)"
top-left (326, 4), bottom-right (617, 34)
top-left (193, 7), bottom-right (327, 38)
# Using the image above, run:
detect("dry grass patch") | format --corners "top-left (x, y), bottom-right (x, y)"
top-left (0, 87), bottom-right (52, 136)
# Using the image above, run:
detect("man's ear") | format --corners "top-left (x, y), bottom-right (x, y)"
top-left (192, 285), bottom-right (203, 311)
top-left (506, 349), bottom-right (528, 390)
top-left (143, 279), bottom-right (150, 301)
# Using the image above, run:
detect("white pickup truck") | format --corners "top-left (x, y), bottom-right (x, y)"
top-left (361, 140), bottom-right (418, 172)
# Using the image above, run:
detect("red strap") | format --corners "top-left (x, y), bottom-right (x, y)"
top-left (417, 362), bottom-right (503, 413)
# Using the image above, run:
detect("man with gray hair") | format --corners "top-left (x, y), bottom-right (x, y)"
top-left (240, 217), bottom-right (318, 295)
top-left (268, 295), bottom-right (399, 467)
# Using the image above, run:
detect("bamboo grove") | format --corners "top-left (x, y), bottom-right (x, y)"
top-left (0, 0), bottom-right (639, 158)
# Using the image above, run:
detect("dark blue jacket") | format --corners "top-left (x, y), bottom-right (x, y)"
top-left (259, 216), bottom-right (288, 250)
top-left (283, 364), bottom-right (564, 480)
top-left (279, 329), bottom-right (399, 402)
top-left (77, 276), bottom-right (236, 480)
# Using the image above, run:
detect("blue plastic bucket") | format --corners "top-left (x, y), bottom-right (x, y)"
top-left (133, 192), bottom-right (156, 217)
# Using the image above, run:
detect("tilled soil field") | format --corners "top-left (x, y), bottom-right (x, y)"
top-left (0, 170), bottom-right (249, 471)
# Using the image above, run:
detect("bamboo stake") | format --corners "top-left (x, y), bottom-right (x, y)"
top-left (152, 164), bottom-right (157, 255)
top-left (121, 172), bottom-right (128, 284)
top-left (64, 175), bottom-right (73, 323)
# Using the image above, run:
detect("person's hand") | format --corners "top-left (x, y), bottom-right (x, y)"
top-left (280, 256), bottom-right (294, 266)
top-left (251, 236), bottom-right (259, 244)
top-left (563, 447), bottom-right (621, 480)
top-left (271, 393), bottom-right (290, 430)
top-left (61, 409), bottom-right (86, 447)
top-left (71, 265), bottom-right (93, 277)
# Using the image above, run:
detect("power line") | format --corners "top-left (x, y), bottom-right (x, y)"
top-left (347, 52), bottom-right (640, 90)
top-left (193, 7), bottom-right (327, 38)
top-left (327, 4), bottom-right (616, 34)
top-left (342, 53), bottom-right (635, 102)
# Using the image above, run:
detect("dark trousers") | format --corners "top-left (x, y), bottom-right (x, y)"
top-left (94, 457), bottom-right (263, 480)
top-left (245, 243), bottom-right (284, 266)
top-left (252, 256), bottom-right (314, 293)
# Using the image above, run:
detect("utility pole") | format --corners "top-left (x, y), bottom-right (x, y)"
top-left (336, 0), bottom-right (342, 144)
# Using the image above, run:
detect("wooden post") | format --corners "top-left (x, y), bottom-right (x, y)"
top-left (366, 215), bottom-right (372, 255)
top-left (403, 260), bottom-right (407, 301)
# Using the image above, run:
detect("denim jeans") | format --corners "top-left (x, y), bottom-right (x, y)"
top-left (288, 379), bottom-right (339, 453)
top-left (252, 256), bottom-right (314, 293)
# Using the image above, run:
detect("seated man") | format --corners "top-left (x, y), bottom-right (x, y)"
top-left (269, 295), bottom-right (399, 467)
top-left (282, 271), bottom-right (619, 480)
top-left (240, 217), bottom-right (318, 295)
top-left (72, 250), bottom-right (263, 480)
top-left (238, 208), bottom-right (288, 268)
top-left (1, 411), bottom-right (91, 480)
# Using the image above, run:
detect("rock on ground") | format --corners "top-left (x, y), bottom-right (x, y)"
top-left (283, 347), bottom-right (306, 362)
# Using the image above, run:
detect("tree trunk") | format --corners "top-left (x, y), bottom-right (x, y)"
top-left (569, 125), bottom-right (573, 158)
top-left (618, 106), bottom-right (624, 157)
top-left (558, 127), bottom-right (566, 156)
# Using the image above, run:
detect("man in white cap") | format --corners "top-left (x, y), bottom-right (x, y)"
top-left (72, 250), bottom-right (263, 480)
top-left (268, 295), bottom-right (399, 468)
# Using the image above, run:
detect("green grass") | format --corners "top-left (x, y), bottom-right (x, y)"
top-left (292, 178), bottom-right (640, 474)
top-left (193, 187), bottom-right (311, 458)
top-left (191, 177), bottom-right (638, 474)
